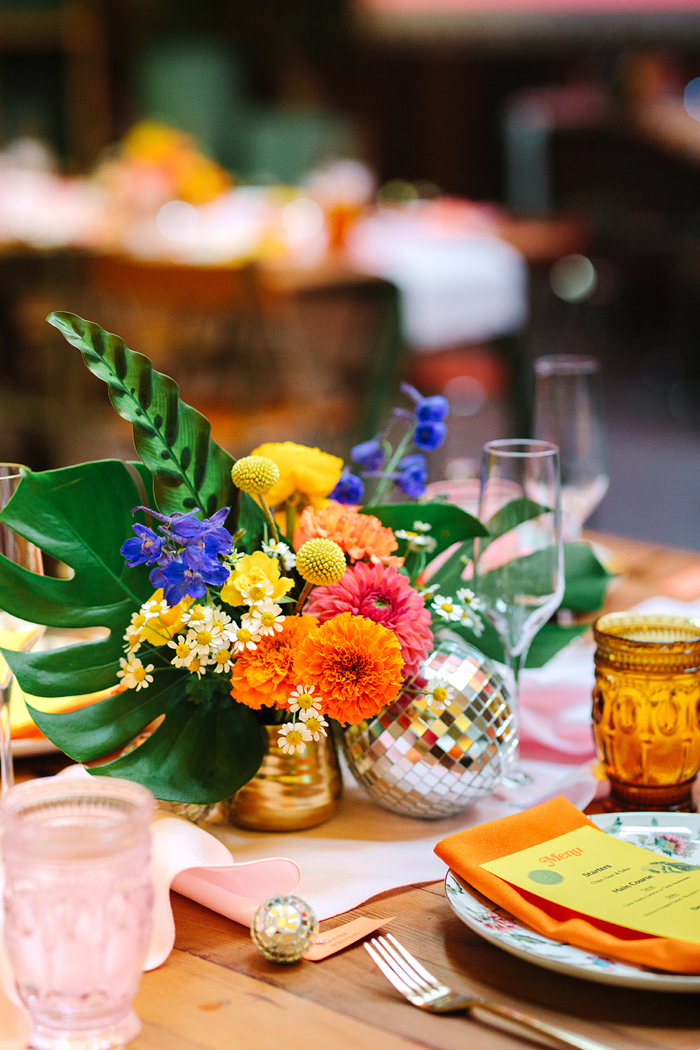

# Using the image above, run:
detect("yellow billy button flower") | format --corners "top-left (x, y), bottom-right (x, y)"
top-left (295, 538), bottom-right (346, 586)
top-left (230, 455), bottom-right (280, 495)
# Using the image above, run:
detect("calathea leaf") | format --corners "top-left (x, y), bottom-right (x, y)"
top-left (0, 461), bottom-right (153, 696)
top-left (47, 311), bottom-right (237, 518)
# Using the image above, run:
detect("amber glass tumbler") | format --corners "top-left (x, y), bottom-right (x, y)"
top-left (592, 613), bottom-right (700, 811)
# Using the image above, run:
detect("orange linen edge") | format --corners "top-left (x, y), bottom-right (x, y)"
top-left (435, 795), bottom-right (700, 974)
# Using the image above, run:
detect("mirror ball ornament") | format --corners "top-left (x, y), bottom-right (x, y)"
top-left (250, 894), bottom-right (319, 963)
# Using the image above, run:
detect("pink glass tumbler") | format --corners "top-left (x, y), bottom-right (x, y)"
top-left (1, 777), bottom-right (154, 1050)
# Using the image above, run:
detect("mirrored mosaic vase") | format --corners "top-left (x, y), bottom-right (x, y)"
top-left (342, 638), bottom-right (515, 819)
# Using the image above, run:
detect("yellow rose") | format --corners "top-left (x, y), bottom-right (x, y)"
top-left (141, 590), bottom-right (193, 646)
top-left (220, 551), bottom-right (295, 607)
top-left (250, 442), bottom-right (343, 508)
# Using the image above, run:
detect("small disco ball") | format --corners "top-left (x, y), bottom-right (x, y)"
top-left (342, 637), bottom-right (515, 819)
top-left (251, 894), bottom-right (319, 963)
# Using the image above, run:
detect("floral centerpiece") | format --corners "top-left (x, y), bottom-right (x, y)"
top-left (0, 314), bottom-right (611, 805)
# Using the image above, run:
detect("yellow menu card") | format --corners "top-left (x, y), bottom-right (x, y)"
top-left (482, 825), bottom-right (700, 944)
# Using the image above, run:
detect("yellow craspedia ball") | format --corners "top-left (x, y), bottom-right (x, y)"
top-left (231, 456), bottom-right (281, 495)
top-left (296, 538), bottom-right (347, 586)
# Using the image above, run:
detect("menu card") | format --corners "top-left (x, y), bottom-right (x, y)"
top-left (482, 825), bottom-right (700, 943)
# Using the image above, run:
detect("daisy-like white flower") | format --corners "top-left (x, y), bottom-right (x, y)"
top-left (247, 600), bottom-right (285, 637)
top-left (262, 539), bottom-right (297, 572)
top-left (167, 635), bottom-right (195, 668)
top-left (456, 587), bottom-right (483, 611)
top-left (186, 620), bottom-right (226, 657)
top-left (425, 676), bottom-right (455, 711)
top-left (212, 647), bottom-right (234, 674)
top-left (241, 580), bottom-right (275, 605)
top-left (123, 623), bottom-right (144, 654)
top-left (117, 656), bottom-right (154, 691)
top-left (186, 654), bottom-right (207, 679)
top-left (460, 606), bottom-right (485, 637)
top-left (278, 721), bottom-right (312, 755)
top-left (417, 584), bottom-right (439, 601)
top-left (299, 710), bottom-right (328, 740)
top-left (180, 603), bottom-right (213, 629)
top-left (395, 529), bottom-right (437, 553)
top-left (231, 623), bottom-right (261, 653)
top-left (288, 684), bottom-right (323, 714)
top-left (431, 595), bottom-right (463, 622)
top-left (141, 597), bottom-right (170, 618)
top-left (413, 521), bottom-right (432, 533)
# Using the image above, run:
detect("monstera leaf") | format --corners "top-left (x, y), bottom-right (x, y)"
top-left (47, 312), bottom-right (237, 519)
top-left (0, 460), bottom-right (265, 802)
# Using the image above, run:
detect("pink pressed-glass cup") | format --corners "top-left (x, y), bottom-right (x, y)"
top-left (1, 777), bottom-right (154, 1050)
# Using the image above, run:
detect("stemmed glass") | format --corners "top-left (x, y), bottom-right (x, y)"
top-left (533, 355), bottom-right (608, 542)
top-left (0, 464), bottom-right (45, 792)
top-left (473, 440), bottom-right (564, 782)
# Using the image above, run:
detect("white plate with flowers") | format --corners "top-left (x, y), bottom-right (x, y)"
top-left (444, 812), bottom-right (700, 992)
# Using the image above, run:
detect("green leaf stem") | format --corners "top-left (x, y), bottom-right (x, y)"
top-left (47, 311), bottom-right (236, 518)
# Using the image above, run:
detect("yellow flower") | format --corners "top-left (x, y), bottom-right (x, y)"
top-left (220, 551), bottom-right (294, 607)
top-left (140, 590), bottom-right (193, 646)
top-left (231, 456), bottom-right (280, 495)
top-left (250, 442), bottom-right (343, 508)
top-left (296, 538), bottom-right (347, 586)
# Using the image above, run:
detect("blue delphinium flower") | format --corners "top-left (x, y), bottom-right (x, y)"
top-left (396, 454), bottom-right (428, 498)
top-left (330, 469), bottom-right (365, 504)
top-left (120, 524), bottom-right (164, 567)
top-left (351, 439), bottom-right (385, 472)
top-left (415, 395), bottom-right (449, 423)
top-left (413, 419), bottom-right (447, 452)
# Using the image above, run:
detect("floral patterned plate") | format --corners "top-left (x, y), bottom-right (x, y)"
top-left (444, 812), bottom-right (700, 992)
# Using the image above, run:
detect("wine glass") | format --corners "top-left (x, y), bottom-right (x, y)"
top-left (473, 440), bottom-right (564, 783)
top-left (0, 464), bottom-right (45, 792)
top-left (533, 354), bottom-right (608, 542)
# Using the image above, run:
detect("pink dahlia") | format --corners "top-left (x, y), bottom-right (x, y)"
top-left (304, 562), bottom-right (433, 678)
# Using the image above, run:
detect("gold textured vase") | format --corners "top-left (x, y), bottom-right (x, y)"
top-left (592, 613), bottom-right (700, 812)
top-left (225, 725), bottom-right (343, 831)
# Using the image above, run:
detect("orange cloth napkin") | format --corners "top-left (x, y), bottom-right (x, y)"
top-left (435, 796), bottom-right (700, 974)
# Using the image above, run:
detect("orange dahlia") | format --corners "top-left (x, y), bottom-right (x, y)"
top-left (293, 612), bottom-right (404, 725)
top-left (230, 615), bottom-right (317, 710)
top-left (294, 503), bottom-right (402, 567)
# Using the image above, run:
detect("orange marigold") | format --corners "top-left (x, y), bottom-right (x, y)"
top-left (230, 615), bottom-right (317, 711)
top-left (293, 612), bottom-right (404, 725)
top-left (294, 502), bottom-right (402, 567)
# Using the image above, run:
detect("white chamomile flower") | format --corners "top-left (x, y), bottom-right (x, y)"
top-left (141, 597), bottom-right (169, 619)
top-left (288, 684), bottom-right (323, 714)
top-left (431, 595), bottom-right (463, 622)
top-left (185, 654), bottom-right (207, 679)
top-left (212, 647), bottom-right (234, 673)
top-left (180, 603), bottom-right (213, 629)
top-left (167, 635), bottom-right (195, 668)
top-left (395, 529), bottom-right (436, 553)
top-left (231, 623), bottom-right (261, 653)
top-left (418, 584), bottom-right (439, 601)
top-left (460, 606), bottom-right (485, 637)
top-left (248, 600), bottom-right (285, 637)
top-left (425, 677), bottom-right (455, 712)
top-left (278, 721), bottom-right (312, 755)
top-left (186, 620), bottom-right (226, 657)
top-left (123, 623), bottom-right (144, 654)
top-left (242, 580), bottom-right (274, 606)
top-left (262, 540), bottom-right (297, 571)
top-left (413, 521), bottom-right (432, 533)
top-left (456, 587), bottom-right (482, 611)
top-left (299, 711), bottom-right (328, 740)
top-left (117, 656), bottom-right (154, 691)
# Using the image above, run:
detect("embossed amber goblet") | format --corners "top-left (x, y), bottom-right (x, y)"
top-left (592, 613), bottom-right (700, 812)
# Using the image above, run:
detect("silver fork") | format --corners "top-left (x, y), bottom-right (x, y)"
top-left (365, 934), bottom-right (615, 1050)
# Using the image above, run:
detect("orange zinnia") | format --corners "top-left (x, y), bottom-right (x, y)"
top-left (293, 612), bottom-right (404, 725)
top-left (230, 615), bottom-right (317, 711)
top-left (294, 503), bottom-right (402, 567)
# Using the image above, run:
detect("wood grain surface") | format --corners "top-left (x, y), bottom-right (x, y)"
top-left (19, 533), bottom-right (700, 1049)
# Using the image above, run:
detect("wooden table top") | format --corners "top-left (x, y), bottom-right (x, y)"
top-left (95, 533), bottom-right (700, 1048)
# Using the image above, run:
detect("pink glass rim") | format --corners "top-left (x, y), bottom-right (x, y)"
top-left (0, 463), bottom-right (28, 480)
top-left (483, 439), bottom-right (559, 459)
top-left (534, 354), bottom-right (599, 377)
top-left (1, 777), bottom-right (154, 856)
